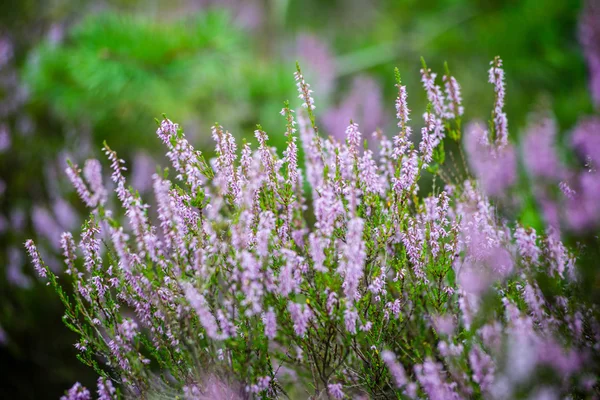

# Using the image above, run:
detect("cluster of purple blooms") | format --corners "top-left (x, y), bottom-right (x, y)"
top-left (26, 60), bottom-right (599, 399)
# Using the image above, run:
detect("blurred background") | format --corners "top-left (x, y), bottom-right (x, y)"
top-left (0, 0), bottom-right (596, 398)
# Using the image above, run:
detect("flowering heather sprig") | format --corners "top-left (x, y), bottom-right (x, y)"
top-left (294, 63), bottom-right (315, 112)
top-left (559, 181), bottom-right (576, 199)
top-left (392, 69), bottom-right (413, 160)
top-left (27, 60), bottom-right (598, 400)
top-left (61, 382), bottom-right (91, 400)
top-left (327, 383), bottom-right (344, 399)
top-left (281, 103), bottom-right (300, 189)
top-left (83, 159), bottom-right (107, 206)
top-left (514, 225), bottom-right (541, 264)
top-left (488, 56), bottom-right (508, 147)
top-left (419, 110), bottom-right (436, 165)
top-left (212, 124), bottom-right (240, 202)
top-left (24, 239), bottom-right (46, 278)
top-left (66, 162), bottom-right (95, 208)
top-left (420, 58), bottom-right (447, 118)
top-left (96, 377), bottom-right (117, 400)
top-left (443, 63), bottom-right (464, 120)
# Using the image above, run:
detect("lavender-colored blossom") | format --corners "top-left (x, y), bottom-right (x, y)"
top-left (340, 218), bottom-right (365, 303)
top-left (83, 159), bottom-right (107, 206)
top-left (420, 66), bottom-right (446, 118)
top-left (419, 111), bottom-right (436, 165)
top-left (381, 350), bottom-right (408, 388)
top-left (359, 149), bottom-right (384, 194)
top-left (184, 282), bottom-right (222, 340)
top-left (559, 181), bottom-right (576, 199)
top-left (344, 307), bottom-right (358, 334)
top-left (96, 377), bottom-right (117, 400)
top-left (66, 163), bottom-right (94, 208)
top-left (392, 78), bottom-right (413, 160)
top-left (394, 150), bottom-right (419, 194)
top-left (414, 358), bottom-right (459, 400)
top-left (327, 383), bottom-right (344, 399)
top-left (263, 307), bottom-right (277, 340)
top-left (443, 74), bottom-right (464, 119)
top-left (469, 345), bottom-right (495, 392)
top-left (287, 301), bottom-right (312, 337)
top-left (514, 226), bottom-right (540, 264)
top-left (308, 233), bottom-right (327, 272)
top-left (294, 68), bottom-right (315, 111)
top-left (25, 239), bottom-right (46, 278)
top-left (61, 382), bottom-right (91, 400)
top-left (345, 122), bottom-right (362, 157)
top-left (488, 57), bottom-right (508, 147)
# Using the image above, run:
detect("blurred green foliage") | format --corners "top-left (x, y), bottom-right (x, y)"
top-left (24, 10), bottom-right (294, 153)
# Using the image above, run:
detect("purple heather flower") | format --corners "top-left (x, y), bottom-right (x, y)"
top-left (287, 301), bottom-right (312, 337)
top-left (66, 163), bottom-right (94, 208)
top-left (469, 345), bottom-right (495, 392)
top-left (83, 159), bottom-right (107, 206)
top-left (263, 307), bottom-right (277, 340)
top-left (381, 350), bottom-right (409, 388)
top-left (544, 228), bottom-right (575, 279)
top-left (183, 282), bottom-right (222, 340)
top-left (392, 81), bottom-right (413, 160)
top-left (394, 150), bottom-right (419, 194)
top-left (327, 383), bottom-right (344, 399)
top-left (559, 181), bottom-right (576, 199)
top-left (419, 111), bottom-right (436, 165)
top-left (119, 319), bottom-right (138, 341)
top-left (488, 57), bottom-right (508, 148)
top-left (514, 226), bottom-right (540, 264)
top-left (345, 122), bottom-right (362, 157)
top-left (61, 382), bottom-right (91, 400)
top-left (344, 307), bottom-right (358, 334)
top-left (294, 69), bottom-right (315, 111)
top-left (96, 377), bottom-right (117, 400)
top-left (414, 358), bottom-right (459, 400)
top-left (308, 233), bottom-right (327, 272)
top-left (340, 218), bottom-right (366, 303)
top-left (443, 74), bottom-right (464, 119)
top-left (25, 239), bottom-right (46, 278)
top-left (420, 66), bottom-right (446, 118)
top-left (156, 119), bottom-right (204, 192)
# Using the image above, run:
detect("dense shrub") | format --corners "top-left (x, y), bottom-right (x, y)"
top-left (27, 60), bottom-right (599, 399)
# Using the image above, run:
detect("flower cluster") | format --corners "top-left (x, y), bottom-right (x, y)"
top-left (27, 58), bottom-right (598, 399)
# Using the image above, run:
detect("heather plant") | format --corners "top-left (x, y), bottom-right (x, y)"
top-left (26, 59), bottom-right (599, 399)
